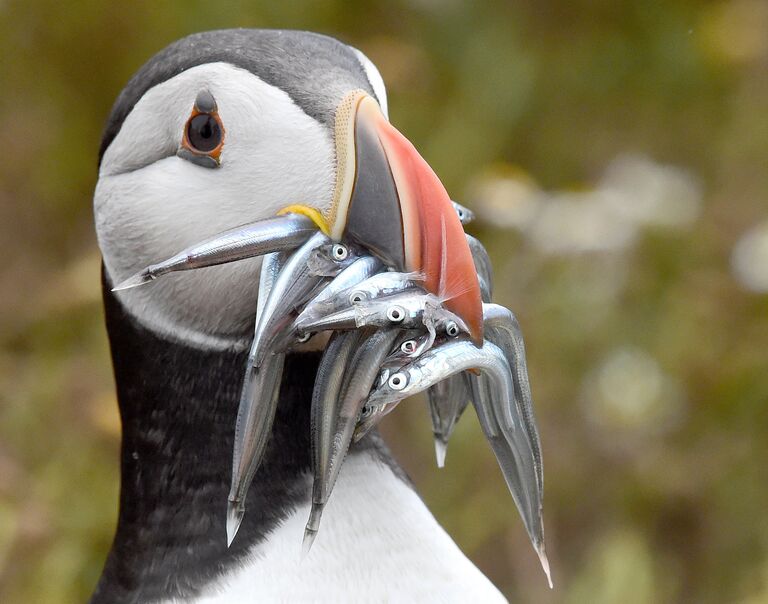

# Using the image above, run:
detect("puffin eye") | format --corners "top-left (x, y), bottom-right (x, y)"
top-left (388, 372), bottom-right (408, 391)
top-left (332, 244), bottom-right (349, 261)
top-left (187, 114), bottom-right (222, 153)
top-left (386, 305), bottom-right (405, 323)
top-left (445, 321), bottom-right (460, 337)
top-left (178, 89), bottom-right (225, 168)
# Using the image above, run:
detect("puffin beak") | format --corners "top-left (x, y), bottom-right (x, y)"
top-left (324, 91), bottom-right (484, 344)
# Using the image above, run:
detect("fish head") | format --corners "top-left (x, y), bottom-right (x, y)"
top-left (353, 289), bottom-right (429, 329)
top-left (366, 362), bottom-right (424, 408)
top-left (306, 241), bottom-right (367, 277)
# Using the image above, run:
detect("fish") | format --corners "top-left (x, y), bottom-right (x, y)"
top-left (293, 255), bottom-right (383, 329)
top-left (482, 303), bottom-right (543, 501)
top-left (452, 200), bottom-right (475, 225)
top-left (295, 270), bottom-right (424, 326)
top-left (303, 328), bottom-right (400, 553)
top-left (306, 241), bottom-right (373, 277)
top-left (364, 339), bottom-right (547, 584)
top-left (382, 318), bottom-right (464, 368)
top-left (468, 372), bottom-right (551, 588)
top-left (304, 329), bottom-right (366, 554)
top-left (466, 234), bottom-right (493, 302)
top-left (426, 372), bottom-right (472, 468)
top-left (420, 231), bottom-right (492, 467)
top-left (294, 290), bottom-right (469, 346)
top-left (227, 352), bottom-right (285, 546)
top-left (365, 340), bottom-right (510, 411)
top-left (249, 233), bottom-right (361, 368)
top-left (353, 399), bottom-right (402, 443)
top-left (227, 251), bottom-right (288, 546)
top-left (382, 325), bottom-right (475, 467)
top-left (112, 212), bottom-right (316, 290)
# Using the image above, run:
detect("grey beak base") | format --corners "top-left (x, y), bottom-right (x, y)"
top-left (343, 113), bottom-right (405, 271)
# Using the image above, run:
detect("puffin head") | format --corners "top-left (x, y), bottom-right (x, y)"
top-left (95, 29), bottom-right (481, 349)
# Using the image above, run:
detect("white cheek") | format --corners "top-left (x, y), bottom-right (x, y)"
top-left (95, 63), bottom-right (336, 349)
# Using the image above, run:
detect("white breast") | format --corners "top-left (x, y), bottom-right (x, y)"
top-left (178, 451), bottom-right (506, 604)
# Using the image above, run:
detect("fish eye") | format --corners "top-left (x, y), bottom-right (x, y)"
top-left (386, 305), bottom-right (405, 323)
top-left (400, 340), bottom-right (417, 354)
top-left (332, 244), bottom-right (349, 261)
top-left (388, 372), bottom-right (408, 391)
top-left (349, 290), bottom-right (366, 304)
top-left (445, 321), bottom-right (460, 337)
top-left (296, 331), bottom-right (312, 344)
top-left (360, 405), bottom-right (372, 418)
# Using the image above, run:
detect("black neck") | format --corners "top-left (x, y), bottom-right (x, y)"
top-left (92, 283), bottom-right (324, 603)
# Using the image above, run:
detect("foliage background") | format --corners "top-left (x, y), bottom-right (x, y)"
top-left (1, 1), bottom-right (767, 602)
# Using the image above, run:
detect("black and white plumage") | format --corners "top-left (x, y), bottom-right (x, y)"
top-left (92, 29), bottom-right (506, 603)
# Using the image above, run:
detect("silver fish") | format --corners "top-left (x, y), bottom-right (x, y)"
top-left (249, 233), bottom-right (361, 368)
top-left (112, 213), bottom-right (316, 290)
top-left (303, 328), bottom-right (400, 553)
top-left (295, 290), bottom-right (468, 345)
top-left (227, 353), bottom-right (285, 546)
top-left (388, 331), bottom-right (474, 468)
top-left (306, 241), bottom-right (370, 276)
top-left (452, 200), bottom-right (475, 225)
top-left (226, 251), bottom-right (287, 546)
top-left (351, 342), bottom-right (413, 442)
top-left (353, 399), bottom-right (401, 443)
top-left (294, 255), bottom-right (383, 328)
top-left (304, 329), bottom-right (365, 554)
top-left (364, 339), bottom-right (546, 582)
top-left (482, 303), bottom-right (543, 501)
top-left (412, 231), bottom-right (491, 465)
top-left (426, 372), bottom-right (472, 468)
top-left (468, 372), bottom-right (551, 588)
top-left (384, 318), bottom-right (464, 367)
top-left (381, 324), bottom-right (473, 466)
top-left (295, 271), bottom-right (423, 325)
top-left (466, 234), bottom-right (493, 302)
top-left (365, 340), bottom-right (510, 410)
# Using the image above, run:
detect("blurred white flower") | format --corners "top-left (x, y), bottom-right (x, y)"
top-left (599, 154), bottom-right (702, 229)
top-left (528, 191), bottom-right (636, 255)
top-left (582, 347), bottom-right (686, 435)
top-left (731, 220), bottom-right (768, 293)
top-left (470, 154), bottom-right (701, 257)
top-left (471, 171), bottom-right (541, 229)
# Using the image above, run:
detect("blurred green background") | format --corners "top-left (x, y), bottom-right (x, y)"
top-left (1, 0), bottom-right (767, 602)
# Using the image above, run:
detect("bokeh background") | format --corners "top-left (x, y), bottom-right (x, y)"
top-left (1, 0), bottom-right (767, 602)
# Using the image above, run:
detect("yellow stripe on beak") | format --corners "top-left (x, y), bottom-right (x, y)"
top-left (277, 205), bottom-right (331, 236)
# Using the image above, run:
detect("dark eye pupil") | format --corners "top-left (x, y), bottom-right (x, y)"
top-left (187, 114), bottom-right (221, 152)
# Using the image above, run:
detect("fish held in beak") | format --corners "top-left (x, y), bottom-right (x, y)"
top-left (325, 91), bottom-right (484, 344)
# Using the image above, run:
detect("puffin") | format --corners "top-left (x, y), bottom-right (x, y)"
top-left (91, 29), bottom-right (505, 603)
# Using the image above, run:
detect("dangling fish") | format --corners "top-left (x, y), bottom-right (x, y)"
top-left (303, 328), bottom-right (400, 553)
top-left (304, 330), bottom-right (366, 553)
